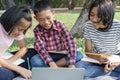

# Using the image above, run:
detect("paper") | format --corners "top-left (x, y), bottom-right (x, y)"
top-left (81, 53), bottom-right (120, 64)
top-left (108, 55), bottom-right (120, 62)
top-left (2, 52), bottom-right (25, 65)
top-left (48, 50), bottom-right (67, 54)
top-left (81, 54), bottom-right (100, 63)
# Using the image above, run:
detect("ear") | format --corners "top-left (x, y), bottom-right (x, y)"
top-left (34, 16), bottom-right (38, 21)
top-left (51, 10), bottom-right (55, 17)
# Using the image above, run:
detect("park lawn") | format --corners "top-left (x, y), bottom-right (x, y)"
top-left (7, 11), bottom-right (120, 53)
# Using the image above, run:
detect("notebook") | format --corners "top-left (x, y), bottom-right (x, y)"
top-left (32, 68), bottom-right (85, 80)
top-left (48, 50), bottom-right (67, 54)
top-left (81, 53), bottom-right (100, 63)
top-left (81, 53), bottom-right (120, 64)
top-left (2, 52), bottom-right (25, 65)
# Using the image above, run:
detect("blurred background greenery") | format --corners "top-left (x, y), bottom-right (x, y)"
top-left (7, 10), bottom-right (120, 53)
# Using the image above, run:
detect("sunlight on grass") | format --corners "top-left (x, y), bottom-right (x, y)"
top-left (115, 12), bottom-right (120, 20)
top-left (55, 12), bottom-right (79, 30)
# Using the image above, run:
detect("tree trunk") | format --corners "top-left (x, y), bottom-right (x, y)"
top-left (67, 0), bottom-right (75, 10)
top-left (70, 0), bottom-right (94, 38)
top-left (0, 0), bottom-right (15, 9)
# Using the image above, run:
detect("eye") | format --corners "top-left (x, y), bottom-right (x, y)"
top-left (39, 19), bottom-right (44, 21)
top-left (90, 13), bottom-right (94, 16)
top-left (19, 29), bottom-right (24, 31)
top-left (98, 15), bottom-right (101, 18)
top-left (47, 17), bottom-right (51, 20)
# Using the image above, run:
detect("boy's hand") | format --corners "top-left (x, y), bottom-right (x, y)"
top-left (68, 65), bottom-right (75, 68)
top-left (49, 62), bottom-right (58, 68)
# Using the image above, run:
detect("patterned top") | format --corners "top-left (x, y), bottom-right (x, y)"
top-left (84, 20), bottom-right (120, 54)
top-left (34, 20), bottom-right (77, 65)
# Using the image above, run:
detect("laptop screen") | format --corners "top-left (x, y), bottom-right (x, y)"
top-left (32, 68), bottom-right (84, 80)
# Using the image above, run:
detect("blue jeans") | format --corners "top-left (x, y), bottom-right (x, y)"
top-left (31, 51), bottom-right (83, 67)
top-left (75, 61), bottom-right (120, 80)
top-left (0, 48), bottom-right (37, 80)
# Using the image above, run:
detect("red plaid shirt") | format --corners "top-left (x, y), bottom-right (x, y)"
top-left (34, 20), bottom-right (77, 65)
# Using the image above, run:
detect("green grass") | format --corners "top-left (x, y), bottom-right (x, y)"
top-left (7, 11), bottom-right (120, 52)
top-left (55, 12), bottom-right (80, 30)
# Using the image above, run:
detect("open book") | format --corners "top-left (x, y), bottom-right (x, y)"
top-left (81, 52), bottom-right (120, 64)
top-left (81, 53), bottom-right (100, 63)
top-left (2, 52), bottom-right (25, 65)
top-left (48, 50), bottom-right (67, 54)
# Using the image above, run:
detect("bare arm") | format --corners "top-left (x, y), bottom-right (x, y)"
top-left (85, 39), bottom-right (111, 63)
top-left (85, 39), bottom-right (100, 60)
top-left (0, 39), bottom-right (32, 79)
top-left (8, 39), bottom-right (27, 62)
top-left (0, 57), bottom-right (31, 79)
top-left (49, 62), bottom-right (58, 68)
top-left (85, 39), bottom-right (97, 59)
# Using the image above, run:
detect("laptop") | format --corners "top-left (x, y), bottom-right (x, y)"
top-left (32, 68), bottom-right (85, 80)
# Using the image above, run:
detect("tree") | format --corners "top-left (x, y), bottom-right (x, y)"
top-left (0, 0), bottom-right (15, 9)
top-left (70, 0), bottom-right (94, 38)
top-left (67, 0), bottom-right (75, 10)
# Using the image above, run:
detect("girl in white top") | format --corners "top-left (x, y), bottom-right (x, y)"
top-left (0, 5), bottom-right (37, 80)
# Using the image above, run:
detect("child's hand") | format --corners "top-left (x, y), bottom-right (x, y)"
top-left (104, 62), bottom-right (119, 73)
top-left (104, 55), bottom-right (120, 72)
top-left (68, 65), bottom-right (75, 68)
top-left (18, 67), bottom-right (32, 79)
top-left (98, 53), bottom-right (111, 64)
top-left (49, 62), bottom-right (58, 68)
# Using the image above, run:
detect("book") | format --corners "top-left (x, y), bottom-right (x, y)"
top-left (48, 50), bottom-right (67, 54)
top-left (81, 53), bottom-right (120, 64)
top-left (2, 52), bottom-right (25, 65)
top-left (81, 53), bottom-right (100, 64)
top-left (108, 55), bottom-right (120, 62)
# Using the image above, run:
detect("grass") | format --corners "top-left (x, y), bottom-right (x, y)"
top-left (7, 11), bottom-right (120, 53)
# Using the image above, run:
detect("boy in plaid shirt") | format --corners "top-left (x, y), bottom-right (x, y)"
top-left (31, 0), bottom-right (83, 68)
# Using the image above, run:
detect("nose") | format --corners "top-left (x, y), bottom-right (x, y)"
top-left (18, 31), bottom-right (24, 35)
top-left (93, 16), bottom-right (98, 22)
top-left (44, 19), bottom-right (49, 25)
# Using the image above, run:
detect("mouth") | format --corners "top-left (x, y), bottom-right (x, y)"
top-left (12, 34), bottom-right (20, 37)
top-left (92, 22), bottom-right (99, 29)
top-left (44, 24), bottom-right (52, 28)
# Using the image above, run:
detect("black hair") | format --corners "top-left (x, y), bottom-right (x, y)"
top-left (33, 0), bottom-right (51, 15)
top-left (0, 5), bottom-right (32, 35)
top-left (88, 0), bottom-right (115, 31)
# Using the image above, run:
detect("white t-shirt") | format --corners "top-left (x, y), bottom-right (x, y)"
top-left (0, 23), bottom-right (24, 55)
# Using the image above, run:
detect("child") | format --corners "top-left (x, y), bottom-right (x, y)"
top-left (31, 0), bottom-right (83, 68)
top-left (76, 0), bottom-right (120, 79)
top-left (0, 5), bottom-right (37, 80)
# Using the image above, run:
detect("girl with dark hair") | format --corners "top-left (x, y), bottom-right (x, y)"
top-left (0, 5), bottom-right (36, 80)
top-left (76, 0), bottom-right (120, 79)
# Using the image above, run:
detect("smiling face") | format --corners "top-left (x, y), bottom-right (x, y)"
top-left (9, 18), bottom-right (31, 37)
top-left (34, 10), bottom-right (54, 30)
top-left (89, 7), bottom-right (107, 29)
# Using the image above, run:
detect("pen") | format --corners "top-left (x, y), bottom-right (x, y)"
top-left (27, 57), bottom-right (30, 70)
